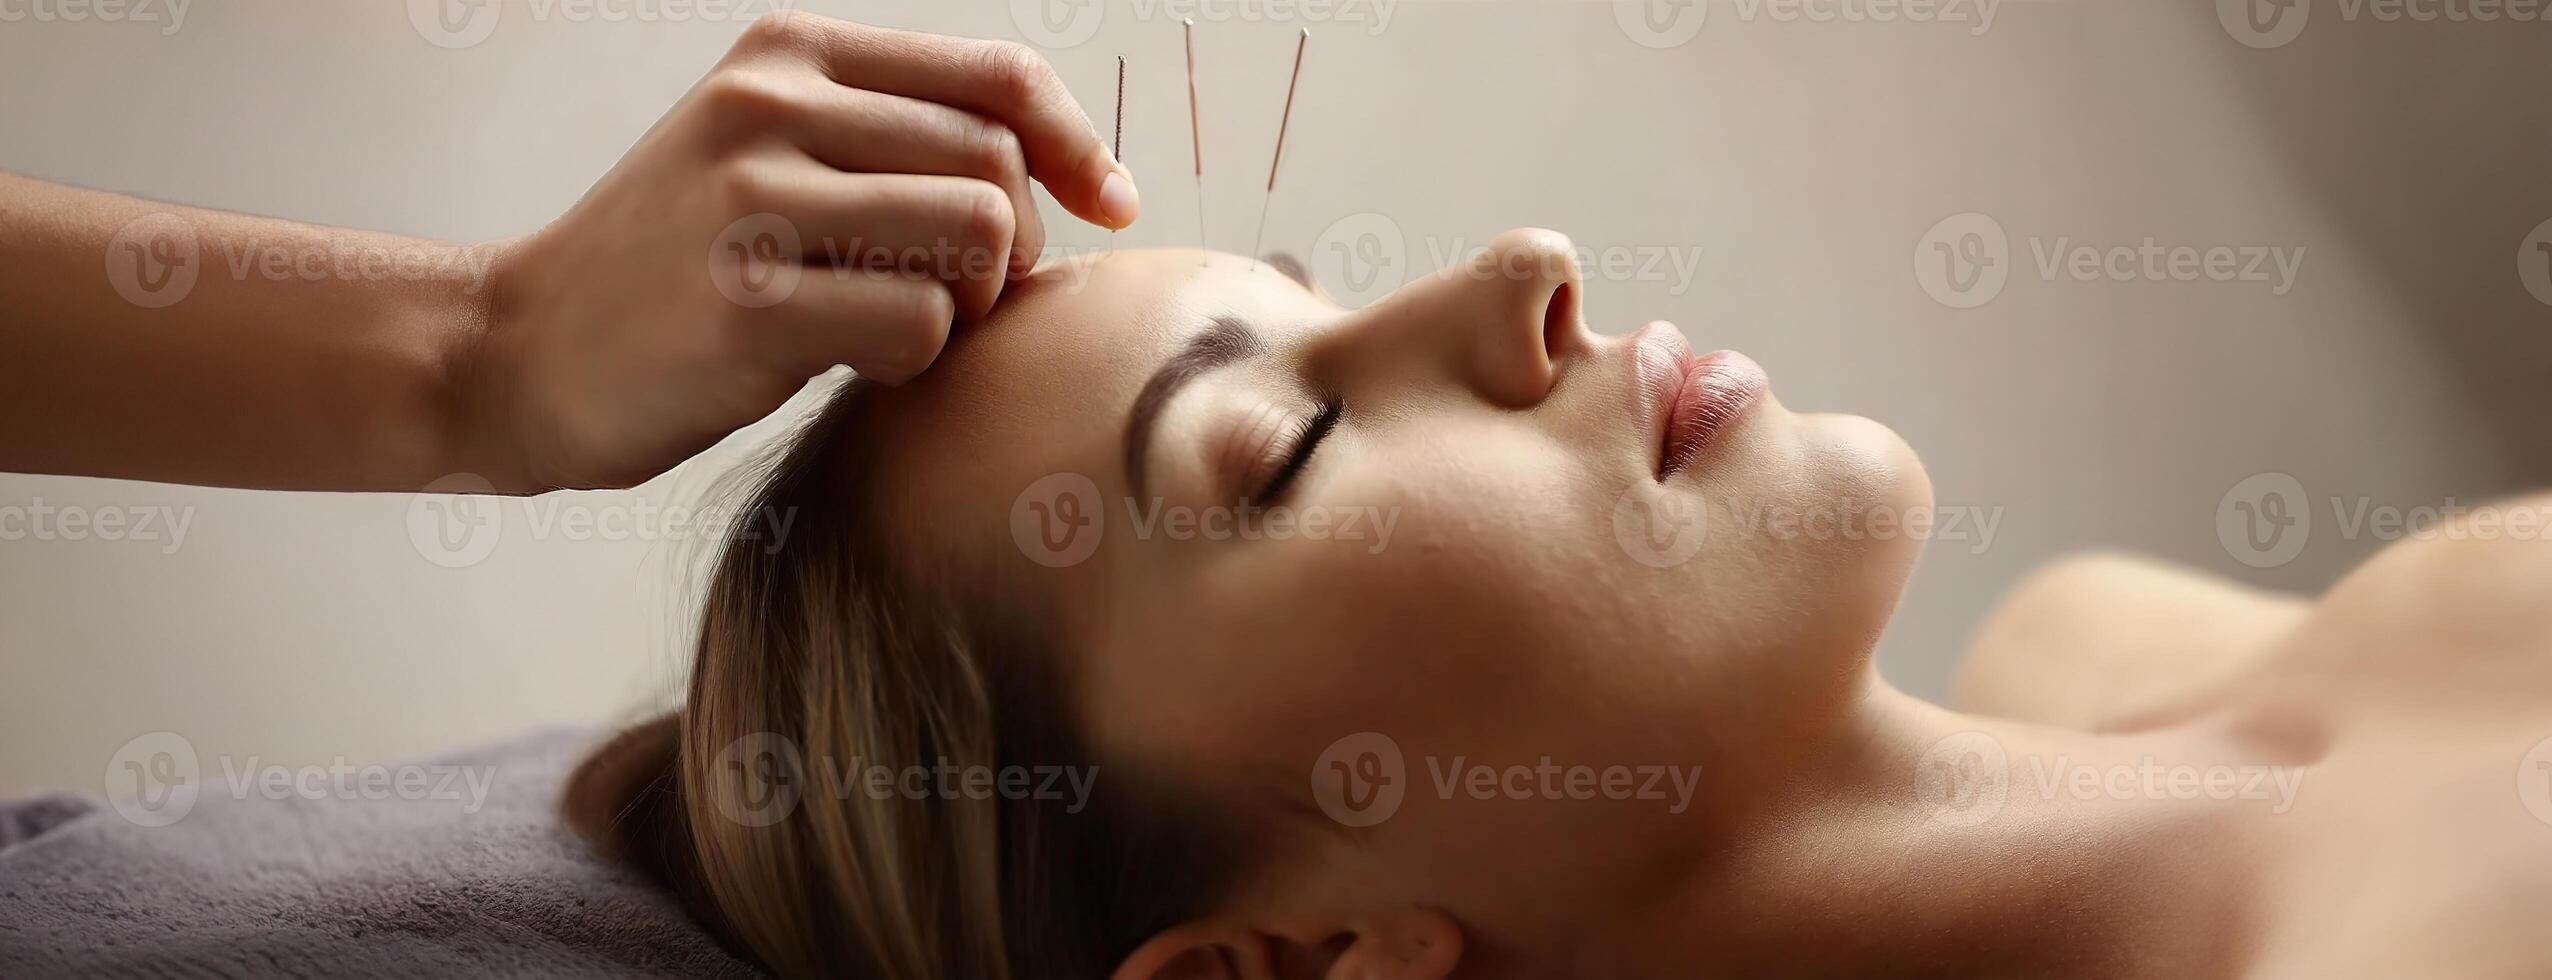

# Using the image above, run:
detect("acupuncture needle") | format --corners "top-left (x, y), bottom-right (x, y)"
top-left (1183, 18), bottom-right (1208, 265)
top-left (1111, 54), bottom-right (1125, 256)
top-left (1249, 29), bottom-right (1308, 272)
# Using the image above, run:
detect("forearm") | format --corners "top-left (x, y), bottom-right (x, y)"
top-left (0, 171), bottom-right (518, 492)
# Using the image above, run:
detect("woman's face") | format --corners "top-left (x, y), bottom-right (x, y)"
top-left (866, 229), bottom-right (1930, 953)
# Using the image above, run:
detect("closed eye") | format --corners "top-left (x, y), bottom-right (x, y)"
top-left (1254, 397), bottom-right (1341, 504)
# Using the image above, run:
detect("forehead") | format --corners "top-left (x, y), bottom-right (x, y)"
top-left (861, 249), bottom-right (1327, 576)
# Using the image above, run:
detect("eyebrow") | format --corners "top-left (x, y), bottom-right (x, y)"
top-left (1124, 315), bottom-right (1264, 497)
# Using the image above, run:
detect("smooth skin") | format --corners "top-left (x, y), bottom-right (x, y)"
top-left (858, 238), bottom-right (2552, 979)
top-left (0, 12), bottom-right (1138, 493)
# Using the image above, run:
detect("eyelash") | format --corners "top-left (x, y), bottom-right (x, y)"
top-left (1253, 398), bottom-right (1342, 504)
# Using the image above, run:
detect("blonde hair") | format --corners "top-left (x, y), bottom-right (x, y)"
top-left (562, 380), bottom-right (1240, 978)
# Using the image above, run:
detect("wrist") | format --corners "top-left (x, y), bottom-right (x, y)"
top-left (432, 236), bottom-right (543, 495)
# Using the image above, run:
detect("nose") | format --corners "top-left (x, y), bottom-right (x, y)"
top-left (1320, 227), bottom-right (1594, 408)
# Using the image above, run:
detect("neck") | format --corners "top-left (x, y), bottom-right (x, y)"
top-left (1600, 681), bottom-right (2293, 979)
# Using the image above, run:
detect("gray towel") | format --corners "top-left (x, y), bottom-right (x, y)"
top-left (0, 727), bottom-right (757, 979)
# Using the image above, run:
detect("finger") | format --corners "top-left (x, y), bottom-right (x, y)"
top-left (744, 162), bottom-right (1015, 322)
top-left (733, 13), bottom-right (1137, 230)
top-left (765, 266), bottom-right (955, 386)
top-left (780, 85), bottom-right (1047, 281)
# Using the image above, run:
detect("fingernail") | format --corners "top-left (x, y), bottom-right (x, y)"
top-left (1099, 169), bottom-right (1140, 229)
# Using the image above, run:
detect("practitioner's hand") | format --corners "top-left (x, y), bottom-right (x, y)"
top-left (471, 12), bottom-right (1137, 491)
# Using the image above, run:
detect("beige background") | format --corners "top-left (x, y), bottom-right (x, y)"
top-left (3, 0), bottom-right (2548, 796)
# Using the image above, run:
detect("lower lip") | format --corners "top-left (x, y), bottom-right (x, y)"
top-left (1639, 327), bottom-right (1767, 480)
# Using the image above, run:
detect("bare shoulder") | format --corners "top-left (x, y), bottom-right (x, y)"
top-left (1950, 550), bottom-right (2311, 730)
top-left (2294, 491), bottom-right (2552, 678)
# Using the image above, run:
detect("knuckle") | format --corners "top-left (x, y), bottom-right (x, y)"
top-left (712, 158), bottom-right (777, 212)
top-left (699, 69), bottom-right (800, 125)
top-left (965, 122), bottom-right (1027, 184)
top-left (954, 182), bottom-right (1014, 250)
top-left (887, 288), bottom-right (956, 376)
top-left (741, 10), bottom-right (813, 49)
top-left (972, 41), bottom-right (1054, 107)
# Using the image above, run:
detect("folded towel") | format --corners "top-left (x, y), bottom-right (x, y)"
top-left (0, 727), bottom-right (756, 979)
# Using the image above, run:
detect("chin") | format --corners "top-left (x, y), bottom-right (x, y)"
top-left (1798, 411), bottom-right (1931, 516)
top-left (1796, 410), bottom-right (1932, 618)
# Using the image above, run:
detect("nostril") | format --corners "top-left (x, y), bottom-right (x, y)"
top-left (1541, 281), bottom-right (1580, 360)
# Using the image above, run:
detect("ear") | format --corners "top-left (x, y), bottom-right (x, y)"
top-left (1111, 908), bottom-right (1462, 980)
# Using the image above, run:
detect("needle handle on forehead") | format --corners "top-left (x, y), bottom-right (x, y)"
top-left (1250, 29), bottom-right (1307, 271)
top-left (1183, 19), bottom-right (1208, 264)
